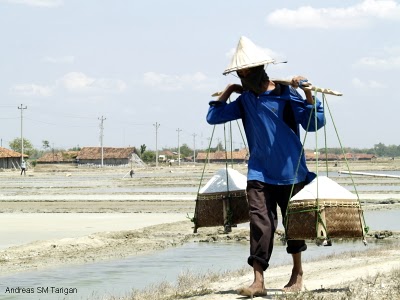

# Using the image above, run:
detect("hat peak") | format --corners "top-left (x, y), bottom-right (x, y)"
top-left (223, 36), bottom-right (275, 75)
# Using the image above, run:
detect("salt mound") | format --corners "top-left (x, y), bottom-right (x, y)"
top-left (199, 168), bottom-right (247, 194)
top-left (291, 176), bottom-right (357, 201)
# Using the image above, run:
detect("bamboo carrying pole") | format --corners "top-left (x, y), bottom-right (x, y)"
top-left (272, 79), bottom-right (343, 96)
top-left (211, 79), bottom-right (343, 97)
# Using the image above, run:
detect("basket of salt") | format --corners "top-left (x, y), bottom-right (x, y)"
top-left (285, 176), bottom-right (366, 241)
top-left (193, 167), bottom-right (249, 232)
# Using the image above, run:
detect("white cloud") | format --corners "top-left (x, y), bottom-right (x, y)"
top-left (369, 80), bottom-right (385, 88)
top-left (10, 84), bottom-right (53, 97)
top-left (352, 77), bottom-right (386, 89)
top-left (60, 72), bottom-right (94, 91)
top-left (384, 45), bottom-right (400, 55)
top-left (267, 0), bottom-right (400, 29)
top-left (356, 56), bottom-right (400, 69)
top-left (142, 71), bottom-right (210, 91)
top-left (355, 47), bottom-right (400, 69)
top-left (352, 78), bottom-right (365, 88)
top-left (59, 72), bottom-right (127, 94)
top-left (10, 72), bottom-right (127, 97)
top-left (1, 0), bottom-right (63, 7)
top-left (42, 56), bottom-right (75, 64)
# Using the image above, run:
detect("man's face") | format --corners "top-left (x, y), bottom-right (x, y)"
top-left (236, 68), bottom-right (251, 78)
top-left (236, 65), bottom-right (269, 95)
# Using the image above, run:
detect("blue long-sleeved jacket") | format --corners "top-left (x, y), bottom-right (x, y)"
top-left (207, 84), bottom-right (325, 185)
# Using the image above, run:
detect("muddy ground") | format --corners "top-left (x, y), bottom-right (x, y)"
top-left (0, 161), bottom-right (400, 299)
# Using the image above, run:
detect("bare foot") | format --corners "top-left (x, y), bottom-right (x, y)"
top-left (237, 283), bottom-right (267, 298)
top-left (283, 271), bottom-right (303, 292)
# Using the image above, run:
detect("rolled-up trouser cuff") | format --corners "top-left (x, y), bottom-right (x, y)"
top-left (286, 243), bottom-right (307, 254)
top-left (248, 255), bottom-right (269, 271)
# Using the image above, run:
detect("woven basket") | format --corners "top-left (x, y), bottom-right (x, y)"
top-left (194, 191), bottom-right (249, 228)
top-left (285, 199), bottom-right (364, 240)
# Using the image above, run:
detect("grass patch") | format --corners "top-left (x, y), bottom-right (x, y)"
top-left (101, 266), bottom-right (249, 300)
top-left (101, 241), bottom-right (400, 300)
top-left (273, 268), bottom-right (400, 300)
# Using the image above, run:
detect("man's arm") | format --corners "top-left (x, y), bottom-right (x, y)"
top-left (206, 84), bottom-right (243, 125)
top-left (216, 84), bottom-right (243, 102)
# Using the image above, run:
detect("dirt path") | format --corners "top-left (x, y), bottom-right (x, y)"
top-left (185, 247), bottom-right (400, 299)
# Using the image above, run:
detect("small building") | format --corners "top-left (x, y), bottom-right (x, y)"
top-left (305, 152), bottom-right (338, 161)
top-left (337, 153), bottom-right (376, 161)
top-left (76, 147), bottom-right (138, 166)
top-left (354, 153), bottom-right (376, 161)
top-left (196, 149), bottom-right (248, 164)
top-left (37, 151), bottom-right (79, 164)
top-left (159, 150), bottom-right (175, 162)
top-left (0, 147), bottom-right (28, 169)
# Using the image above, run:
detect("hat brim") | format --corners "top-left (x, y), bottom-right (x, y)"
top-left (223, 59), bottom-right (275, 75)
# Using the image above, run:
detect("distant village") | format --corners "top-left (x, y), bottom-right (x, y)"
top-left (0, 146), bottom-right (377, 170)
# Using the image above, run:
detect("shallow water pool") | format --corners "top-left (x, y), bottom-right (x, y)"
top-left (0, 238), bottom-right (394, 300)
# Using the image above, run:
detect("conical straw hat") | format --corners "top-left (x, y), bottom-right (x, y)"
top-left (223, 36), bottom-right (275, 75)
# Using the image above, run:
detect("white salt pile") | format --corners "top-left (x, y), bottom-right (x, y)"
top-left (291, 176), bottom-right (358, 201)
top-left (199, 167), bottom-right (247, 194)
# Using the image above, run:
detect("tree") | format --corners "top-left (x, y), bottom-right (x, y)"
top-left (9, 137), bottom-right (34, 156)
top-left (209, 141), bottom-right (225, 152)
top-left (141, 150), bottom-right (155, 163)
top-left (42, 140), bottom-right (50, 150)
top-left (179, 143), bottom-right (192, 158)
top-left (69, 146), bottom-right (81, 151)
top-left (374, 143), bottom-right (386, 157)
top-left (140, 144), bottom-right (147, 157)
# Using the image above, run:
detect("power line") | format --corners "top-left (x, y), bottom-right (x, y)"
top-left (25, 117), bottom-right (98, 128)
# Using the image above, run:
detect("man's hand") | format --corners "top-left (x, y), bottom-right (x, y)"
top-left (290, 76), bottom-right (310, 89)
top-left (291, 76), bottom-right (314, 105)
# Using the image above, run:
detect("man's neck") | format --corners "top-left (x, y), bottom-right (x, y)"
top-left (264, 80), bottom-right (275, 92)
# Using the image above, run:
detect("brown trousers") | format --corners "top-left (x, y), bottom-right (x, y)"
top-left (246, 180), bottom-right (307, 271)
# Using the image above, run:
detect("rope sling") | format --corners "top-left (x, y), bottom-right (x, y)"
top-left (193, 86), bottom-right (369, 245)
top-left (193, 97), bottom-right (249, 233)
top-left (285, 90), bottom-right (369, 245)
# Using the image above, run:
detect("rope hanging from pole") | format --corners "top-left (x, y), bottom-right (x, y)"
top-left (193, 96), bottom-right (249, 233)
top-left (284, 89), bottom-right (369, 246)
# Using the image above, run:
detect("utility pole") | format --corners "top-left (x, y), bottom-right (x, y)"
top-left (98, 116), bottom-right (106, 167)
top-left (18, 104), bottom-right (27, 164)
top-left (192, 133), bottom-right (197, 163)
top-left (153, 122), bottom-right (160, 168)
top-left (176, 128), bottom-right (182, 166)
top-left (217, 137), bottom-right (221, 151)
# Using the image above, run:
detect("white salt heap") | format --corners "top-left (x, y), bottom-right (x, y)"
top-left (199, 167), bottom-right (247, 194)
top-left (291, 176), bottom-right (358, 201)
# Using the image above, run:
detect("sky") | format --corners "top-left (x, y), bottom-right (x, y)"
top-left (0, 0), bottom-right (399, 152)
